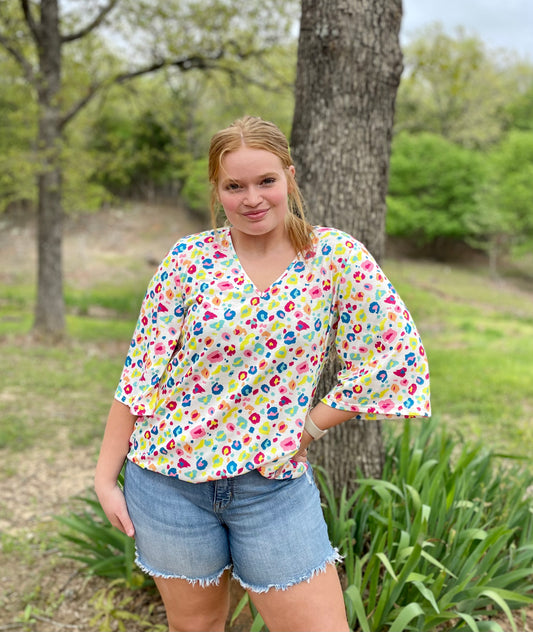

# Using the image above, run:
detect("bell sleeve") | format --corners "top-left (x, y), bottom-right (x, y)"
top-left (114, 245), bottom-right (185, 417)
top-left (321, 240), bottom-right (431, 420)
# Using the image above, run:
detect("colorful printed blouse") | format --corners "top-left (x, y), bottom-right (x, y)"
top-left (115, 226), bottom-right (430, 482)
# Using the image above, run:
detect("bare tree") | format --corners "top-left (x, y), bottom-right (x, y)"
top-left (0, 0), bottom-right (295, 336)
top-left (291, 0), bottom-right (404, 493)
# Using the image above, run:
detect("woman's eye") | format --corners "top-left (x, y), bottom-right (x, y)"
top-left (226, 182), bottom-right (241, 191)
top-left (262, 177), bottom-right (276, 186)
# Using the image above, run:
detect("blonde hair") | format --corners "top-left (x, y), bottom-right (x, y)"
top-left (208, 116), bottom-right (314, 257)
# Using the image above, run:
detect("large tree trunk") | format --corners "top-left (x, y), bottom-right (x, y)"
top-left (34, 0), bottom-right (65, 336)
top-left (291, 0), bottom-right (404, 494)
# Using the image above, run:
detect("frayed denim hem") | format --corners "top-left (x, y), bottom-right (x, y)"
top-left (134, 553), bottom-right (232, 587)
top-left (232, 548), bottom-right (343, 594)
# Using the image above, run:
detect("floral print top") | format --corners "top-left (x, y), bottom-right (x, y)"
top-left (116, 226), bottom-right (430, 482)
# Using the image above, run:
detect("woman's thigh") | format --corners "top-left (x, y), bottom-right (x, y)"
top-left (155, 570), bottom-right (231, 632)
top-left (249, 563), bottom-right (350, 632)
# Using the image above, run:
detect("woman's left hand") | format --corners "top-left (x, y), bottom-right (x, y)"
top-left (293, 429), bottom-right (313, 462)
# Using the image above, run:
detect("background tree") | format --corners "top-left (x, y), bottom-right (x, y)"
top-left (386, 132), bottom-right (485, 258)
top-left (396, 24), bottom-right (516, 148)
top-left (290, 0), bottom-right (404, 492)
top-left (0, 0), bottom-right (296, 337)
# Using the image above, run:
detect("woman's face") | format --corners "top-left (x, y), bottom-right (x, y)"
top-left (217, 146), bottom-right (295, 240)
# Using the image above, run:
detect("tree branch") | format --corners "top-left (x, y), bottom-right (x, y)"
top-left (59, 51), bottom-right (224, 129)
top-left (114, 51), bottom-right (224, 84)
top-left (59, 45), bottom-right (280, 130)
top-left (61, 0), bottom-right (121, 43)
top-left (20, 0), bottom-right (41, 43)
top-left (0, 32), bottom-right (36, 85)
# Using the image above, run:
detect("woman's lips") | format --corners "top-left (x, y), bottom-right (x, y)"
top-left (243, 209), bottom-right (269, 220)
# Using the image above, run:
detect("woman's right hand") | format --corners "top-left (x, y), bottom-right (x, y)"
top-left (95, 481), bottom-right (135, 538)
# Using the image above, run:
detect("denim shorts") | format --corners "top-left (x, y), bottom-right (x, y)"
top-left (124, 460), bottom-right (340, 592)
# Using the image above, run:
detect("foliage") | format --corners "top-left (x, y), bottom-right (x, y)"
top-left (386, 132), bottom-right (486, 247)
top-left (469, 131), bottom-right (533, 269)
top-left (396, 24), bottom-right (524, 148)
top-left (88, 579), bottom-right (166, 632)
top-left (319, 419), bottom-right (533, 631)
top-left (58, 474), bottom-right (151, 590)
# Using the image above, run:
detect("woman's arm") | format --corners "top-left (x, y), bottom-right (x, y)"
top-left (294, 402), bottom-right (356, 460)
top-left (94, 400), bottom-right (137, 537)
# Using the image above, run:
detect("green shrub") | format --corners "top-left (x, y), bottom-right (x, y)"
top-left (57, 474), bottom-right (151, 591)
top-left (318, 418), bottom-right (533, 631)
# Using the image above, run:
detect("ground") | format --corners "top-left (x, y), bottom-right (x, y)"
top-left (0, 202), bottom-right (531, 631)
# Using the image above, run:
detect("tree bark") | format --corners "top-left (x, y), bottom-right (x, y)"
top-left (291, 0), bottom-right (404, 494)
top-left (34, 0), bottom-right (65, 336)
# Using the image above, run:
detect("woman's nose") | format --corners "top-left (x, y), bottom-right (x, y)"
top-left (243, 187), bottom-right (262, 206)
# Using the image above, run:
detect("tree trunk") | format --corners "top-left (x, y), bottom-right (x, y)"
top-left (291, 0), bottom-right (404, 494)
top-left (34, 0), bottom-right (65, 336)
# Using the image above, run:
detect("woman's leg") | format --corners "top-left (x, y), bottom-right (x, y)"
top-left (248, 564), bottom-right (350, 632)
top-left (154, 569), bottom-right (231, 632)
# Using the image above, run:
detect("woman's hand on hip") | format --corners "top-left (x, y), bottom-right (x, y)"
top-left (293, 429), bottom-right (313, 462)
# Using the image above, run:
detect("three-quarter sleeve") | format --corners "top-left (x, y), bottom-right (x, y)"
top-left (115, 246), bottom-right (184, 416)
top-left (321, 238), bottom-right (430, 419)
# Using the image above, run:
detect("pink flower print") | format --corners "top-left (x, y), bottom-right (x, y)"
top-left (375, 341), bottom-right (386, 353)
top-left (226, 422), bottom-right (236, 432)
top-left (309, 286), bottom-right (323, 299)
top-left (254, 452), bottom-right (266, 465)
top-left (154, 342), bottom-right (167, 355)
top-left (217, 281), bottom-right (233, 291)
top-left (249, 413), bottom-right (260, 424)
top-left (207, 350), bottom-right (224, 363)
top-left (269, 375), bottom-right (281, 387)
top-left (285, 301), bottom-right (296, 312)
top-left (224, 344), bottom-right (236, 356)
top-left (362, 260), bottom-right (374, 272)
top-left (191, 426), bottom-right (206, 439)
top-left (266, 338), bottom-right (277, 349)
top-left (408, 383), bottom-right (418, 395)
top-left (280, 437), bottom-right (298, 451)
top-left (353, 271), bottom-right (365, 283)
top-left (124, 384), bottom-right (133, 395)
top-left (244, 349), bottom-right (253, 358)
top-left (166, 401), bottom-right (177, 411)
top-left (383, 329), bottom-right (398, 345)
top-left (296, 361), bottom-right (309, 374)
top-left (378, 399), bottom-right (395, 413)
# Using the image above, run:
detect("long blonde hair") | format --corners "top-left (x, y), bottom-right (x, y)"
top-left (208, 116), bottom-right (314, 257)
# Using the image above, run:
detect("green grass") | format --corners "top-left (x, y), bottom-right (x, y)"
top-left (384, 259), bottom-right (533, 461)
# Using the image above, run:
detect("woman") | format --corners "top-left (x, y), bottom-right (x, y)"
top-left (95, 116), bottom-right (430, 632)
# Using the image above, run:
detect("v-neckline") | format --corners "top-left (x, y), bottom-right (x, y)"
top-left (225, 228), bottom-right (298, 294)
